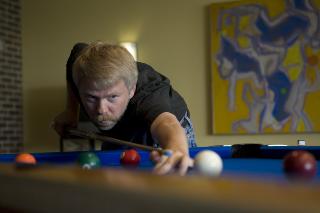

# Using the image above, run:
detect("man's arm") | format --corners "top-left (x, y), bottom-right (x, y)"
top-left (53, 82), bottom-right (80, 135)
top-left (53, 43), bottom-right (89, 136)
top-left (150, 112), bottom-right (193, 175)
top-left (65, 82), bottom-right (80, 119)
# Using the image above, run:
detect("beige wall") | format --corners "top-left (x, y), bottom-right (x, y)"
top-left (21, 0), bottom-right (319, 152)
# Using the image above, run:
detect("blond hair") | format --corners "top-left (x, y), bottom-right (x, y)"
top-left (72, 41), bottom-right (138, 90)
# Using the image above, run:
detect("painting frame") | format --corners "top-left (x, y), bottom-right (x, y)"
top-left (210, 0), bottom-right (320, 134)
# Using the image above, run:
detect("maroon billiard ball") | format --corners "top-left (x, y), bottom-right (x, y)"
top-left (120, 149), bottom-right (141, 167)
top-left (283, 150), bottom-right (317, 181)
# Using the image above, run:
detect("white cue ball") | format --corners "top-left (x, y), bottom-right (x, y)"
top-left (194, 150), bottom-right (223, 177)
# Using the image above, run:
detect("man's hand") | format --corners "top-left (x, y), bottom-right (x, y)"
top-left (150, 112), bottom-right (192, 176)
top-left (150, 150), bottom-right (194, 176)
top-left (52, 110), bottom-right (78, 136)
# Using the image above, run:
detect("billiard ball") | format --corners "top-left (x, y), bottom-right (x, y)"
top-left (15, 153), bottom-right (37, 165)
top-left (77, 152), bottom-right (101, 169)
top-left (283, 150), bottom-right (317, 181)
top-left (120, 149), bottom-right (141, 167)
top-left (194, 150), bottom-right (223, 177)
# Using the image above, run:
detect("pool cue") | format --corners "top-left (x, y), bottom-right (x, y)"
top-left (67, 128), bottom-right (163, 153)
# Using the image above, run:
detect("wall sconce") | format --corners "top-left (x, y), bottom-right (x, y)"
top-left (119, 42), bottom-right (137, 61)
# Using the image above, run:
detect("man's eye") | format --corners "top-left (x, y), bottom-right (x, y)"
top-left (86, 96), bottom-right (96, 102)
top-left (109, 95), bottom-right (118, 102)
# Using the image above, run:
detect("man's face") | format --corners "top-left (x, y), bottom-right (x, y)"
top-left (79, 79), bottom-right (135, 130)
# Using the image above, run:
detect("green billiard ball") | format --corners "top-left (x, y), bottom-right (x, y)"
top-left (77, 152), bottom-right (101, 169)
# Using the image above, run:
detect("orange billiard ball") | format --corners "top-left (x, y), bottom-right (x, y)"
top-left (15, 153), bottom-right (37, 165)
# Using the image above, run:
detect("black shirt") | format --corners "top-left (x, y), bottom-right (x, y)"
top-left (66, 43), bottom-right (189, 148)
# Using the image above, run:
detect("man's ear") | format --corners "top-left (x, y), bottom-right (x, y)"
top-left (129, 85), bottom-right (136, 99)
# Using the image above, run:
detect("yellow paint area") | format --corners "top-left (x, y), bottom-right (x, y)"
top-left (283, 41), bottom-right (303, 81)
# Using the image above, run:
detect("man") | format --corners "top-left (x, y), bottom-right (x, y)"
top-left (53, 41), bottom-right (196, 175)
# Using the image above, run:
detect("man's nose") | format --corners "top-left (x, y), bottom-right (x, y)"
top-left (97, 99), bottom-right (110, 114)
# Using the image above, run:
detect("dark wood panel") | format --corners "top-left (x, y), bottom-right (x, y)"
top-left (0, 164), bottom-right (319, 213)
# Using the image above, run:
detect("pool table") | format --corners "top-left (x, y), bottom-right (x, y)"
top-left (0, 145), bottom-right (320, 212)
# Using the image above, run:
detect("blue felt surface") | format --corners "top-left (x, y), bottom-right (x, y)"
top-left (0, 146), bottom-right (319, 182)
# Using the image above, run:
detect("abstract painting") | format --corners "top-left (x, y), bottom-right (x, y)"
top-left (210, 0), bottom-right (320, 134)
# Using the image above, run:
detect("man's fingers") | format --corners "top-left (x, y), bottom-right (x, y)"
top-left (150, 150), bottom-right (161, 164)
top-left (177, 156), bottom-right (192, 176)
top-left (153, 154), bottom-right (170, 171)
top-left (153, 151), bottom-right (183, 175)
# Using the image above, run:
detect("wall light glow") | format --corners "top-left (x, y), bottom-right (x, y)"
top-left (119, 42), bottom-right (137, 61)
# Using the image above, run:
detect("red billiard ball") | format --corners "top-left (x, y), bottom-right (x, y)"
top-left (283, 150), bottom-right (317, 181)
top-left (120, 149), bottom-right (141, 167)
top-left (15, 153), bottom-right (37, 165)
